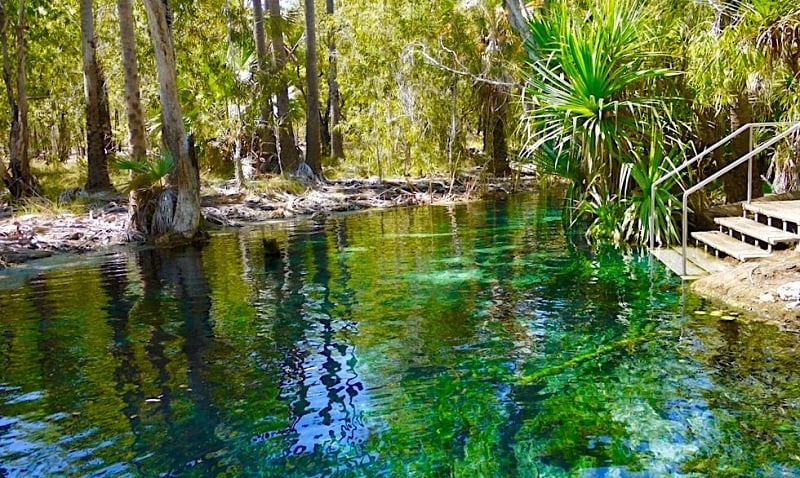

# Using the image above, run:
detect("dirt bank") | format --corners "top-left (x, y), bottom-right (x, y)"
top-left (0, 176), bottom-right (532, 269)
top-left (691, 249), bottom-right (800, 329)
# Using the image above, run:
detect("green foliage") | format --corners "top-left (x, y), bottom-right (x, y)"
top-left (524, 0), bottom-right (683, 244)
top-left (577, 190), bottom-right (628, 243)
top-left (524, 0), bottom-right (675, 186)
top-left (621, 127), bottom-right (685, 245)
top-left (115, 151), bottom-right (174, 192)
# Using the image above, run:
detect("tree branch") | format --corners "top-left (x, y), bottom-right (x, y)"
top-left (410, 42), bottom-right (521, 89)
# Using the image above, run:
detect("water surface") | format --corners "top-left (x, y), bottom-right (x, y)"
top-left (1, 193), bottom-right (799, 477)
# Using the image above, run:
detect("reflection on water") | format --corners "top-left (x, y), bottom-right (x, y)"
top-left (1, 193), bottom-right (800, 477)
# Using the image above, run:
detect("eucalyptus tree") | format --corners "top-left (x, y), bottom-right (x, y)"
top-left (140, 0), bottom-right (202, 241)
top-left (303, 0), bottom-right (322, 178)
top-left (0, 0), bottom-right (37, 199)
top-left (267, 0), bottom-right (299, 174)
top-left (80, 0), bottom-right (113, 192)
top-left (332, 0), bottom-right (469, 177)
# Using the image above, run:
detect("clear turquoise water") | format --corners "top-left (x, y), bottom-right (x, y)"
top-left (1, 193), bottom-right (799, 477)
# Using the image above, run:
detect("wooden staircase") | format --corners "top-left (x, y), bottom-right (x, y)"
top-left (648, 122), bottom-right (800, 280)
top-left (651, 200), bottom-right (800, 280)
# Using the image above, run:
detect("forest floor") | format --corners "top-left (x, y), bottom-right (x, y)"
top-left (0, 174), bottom-right (532, 270)
top-left (691, 249), bottom-right (800, 329)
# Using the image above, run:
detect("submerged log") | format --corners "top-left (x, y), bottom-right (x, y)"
top-left (519, 323), bottom-right (659, 385)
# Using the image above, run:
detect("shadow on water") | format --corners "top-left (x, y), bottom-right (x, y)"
top-left (1, 194), bottom-right (800, 477)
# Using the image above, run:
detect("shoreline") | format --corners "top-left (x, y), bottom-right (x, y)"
top-left (0, 175), bottom-right (535, 270)
top-left (690, 250), bottom-right (800, 330)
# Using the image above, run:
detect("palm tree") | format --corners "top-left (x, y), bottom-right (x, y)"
top-left (268, 0), bottom-right (300, 174)
top-left (326, 0), bottom-right (344, 160)
top-left (116, 0), bottom-right (150, 235)
top-left (523, 0), bottom-right (676, 241)
top-left (252, 0), bottom-right (279, 171)
top-left (756, 4), bottom-right (800, 192)
top-left (116, 0), bottom-right (147, 160)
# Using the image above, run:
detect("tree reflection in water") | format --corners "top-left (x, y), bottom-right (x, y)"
top-left (269, 221), bottom-right (368, 461)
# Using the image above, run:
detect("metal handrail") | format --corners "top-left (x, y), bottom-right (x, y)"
top-left (648, 121), bottom-right (797, 250)
top-left (679, 121), bottom-right (800, 276)
top-left (649, 121), bottom-right (795, 249)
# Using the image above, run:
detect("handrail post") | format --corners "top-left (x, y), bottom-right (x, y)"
top-left (747, 127), bottom-right (754, 205)
top-left (648, 121), bottom-right (798, 279)
top-left (682, 194), bottom-right (689, 277)
top-left (649, 183), bottom-right (656, 249)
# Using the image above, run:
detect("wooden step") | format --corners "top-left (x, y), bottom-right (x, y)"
top-left (691, 231), bottom-right (772, 261)
top-left (650, 247), bottom-right (706, 279)
top-left (673, 246), bottom-right (733, 274)
top-left (714, 216), bottom-right (800, 246)
top-left (743, 200), bottom-right (800, 228)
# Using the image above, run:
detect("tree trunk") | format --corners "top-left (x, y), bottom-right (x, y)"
top-left (142, 0), bottom-right (202, 241)
top-left (81, 0), bottom-right (113, 192)
top-left (57, 110), bottom-right (70, 162)
top-left (503, 0), bottom-right (531, 44)
top-left (773, 134), bottom-right (800, 193)
top-left (724, 92), bottom-right (762, 203)
top-left (224, 2), bottom-right (246, 189)
top-left (326, 0), bottom-right (344, 160)
top-left (491, 86), bottom-right (510, 177)
top-left (252, 0), bottom-right (279, 173)
top-left (0, 0), bottom-right (37, 199)
top-left (117, 0), bottom-right (147, 160)
top-left (480, 15), bottom-right (511, 178)
top-left (480, 84), bottom-right (511, 177)
top-left (303, 0), bottom-right (322, 177)
top-left (117, 0), bottom-right (152, 237)
top-left (267, 0), bottom-right (299, 174)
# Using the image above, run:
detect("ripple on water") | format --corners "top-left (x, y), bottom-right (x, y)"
top-left (2, 198), bottom-right (800, 477)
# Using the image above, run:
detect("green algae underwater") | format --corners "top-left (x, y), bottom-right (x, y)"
top-left (1, 193), bottom-right (799, 477)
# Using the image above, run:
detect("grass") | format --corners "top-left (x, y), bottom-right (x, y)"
top-left (11, 160), bottom-right (129, 218)
top-left (11, 197), bottom-right (89, 218)
top-left (243, 176), bottom-right (308, 196)
top-left (33, 160), bottom-right (89, 200)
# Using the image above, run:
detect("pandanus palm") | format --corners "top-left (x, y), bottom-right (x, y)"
top-left (522, 0), bottom-right (678, 242)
